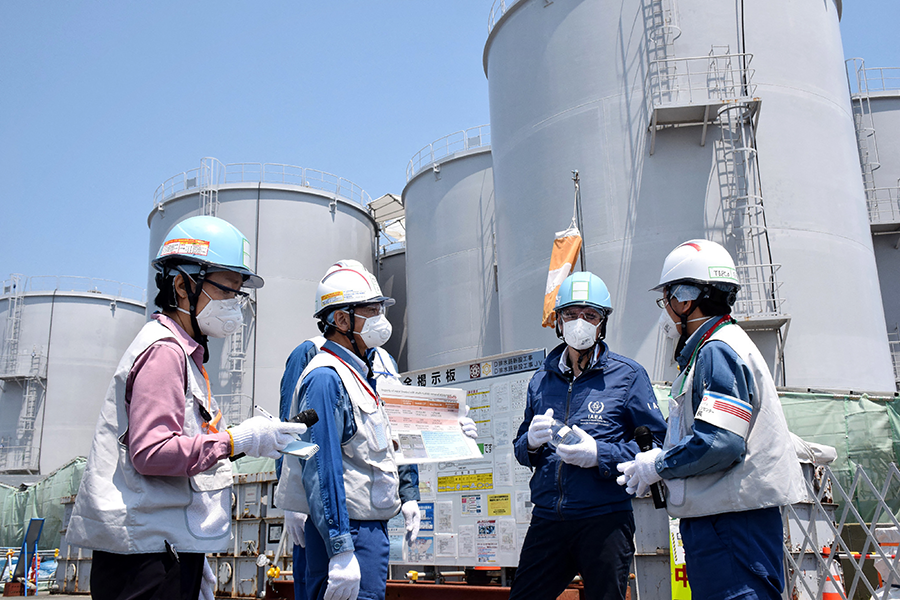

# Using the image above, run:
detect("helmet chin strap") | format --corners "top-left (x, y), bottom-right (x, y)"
top-left (341, 307), bottom-right (374, 379)
top-left (175, 266), bottom-right (210, 363)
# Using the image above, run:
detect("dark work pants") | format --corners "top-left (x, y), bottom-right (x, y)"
top-left (90, 549), bottom-right (204, 600)
top-left (680, 507), bottom-right (785, 600)
top-left (509, 511), bottom-right (636, 600)
top-left (293, 542), bottom-right (308, 600)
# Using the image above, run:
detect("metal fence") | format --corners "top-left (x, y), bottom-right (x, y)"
top-left (153, 162), bottom-right (372, 209)
top-left (0, 275), bottom-right (146, 304)
top-left (406, 125), bottom-right (491, 182)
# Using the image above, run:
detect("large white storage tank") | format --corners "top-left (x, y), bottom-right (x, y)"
top-left (377, 248), bottom-right (409, 372)
top-left (402, 127), bottom-right (501, 370)
top-left (0, 275), bottom-right (146, 474)
top-left (850, 60), bottom-right (900, 387)
top-left (484, 0), bottom-right (895, 390)
top-left (148, 160), bottom-right (378, 422)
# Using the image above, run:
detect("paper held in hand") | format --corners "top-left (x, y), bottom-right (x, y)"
top-left (378, 382), bottom-right (483, 465)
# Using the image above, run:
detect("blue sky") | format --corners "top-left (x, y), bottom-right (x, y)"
top-left (1, 1), bottom-right (898, 295)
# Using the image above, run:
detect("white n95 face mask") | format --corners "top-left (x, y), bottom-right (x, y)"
top-left (563, 319), bottom-right (598, 350)
top-left (197, 293), bottom-right (245, 338)
top-left (658, 310), bottom-right (679, 341)
top-left (358, 314), bottom-right (392, 348)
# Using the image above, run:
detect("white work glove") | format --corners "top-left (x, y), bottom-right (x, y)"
top-left (401, 500), bottom-right (421, 543)
top-left (285, 510), bottom-right (307, 548)
top-left (458, 406), bottom-right (478, 439)
top-left (555, 425), bottom-right (599, 468)
top-left (228, 416), bottom-right (307, 459)
top-left (200, 556), bottom-right (215, 600)
top-left (527, 408), bottom-right (554, 449)
top-left (616, 448), bottom-right (662, 496)
top-left (324, 550), bottom-right (360, 600)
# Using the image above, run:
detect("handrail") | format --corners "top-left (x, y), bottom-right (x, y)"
top-left (847, 58), bottom-right (900, 95)
top-left (0, 275), bottom-right (146, 304)
top-left (488, 0), bottom-right (522, 32)
top-left (406, 125), bottom-right (491, 182)
top-left (153, 162), bottom-right (372, 209)
top-left (867, 186), bottom-right (900, 225)
top-left (649, 52), bottom-right (756, 108)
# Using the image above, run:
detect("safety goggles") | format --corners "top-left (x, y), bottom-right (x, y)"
top-left (558, 307), bottom-right (605, 324)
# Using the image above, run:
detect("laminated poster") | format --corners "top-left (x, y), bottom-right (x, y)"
top-left (476, 519), bottom-right (499, 564)
top-left (487, 494), bottom-right (512, 516)
top-left (436, 501), bottom-right (454, 531)
top-left (435, 533), bottom-right (457, 557)
top-left (460, 493), bottom-right (483, 516)
top-left (379, 382), bottom-right (483, 464)
top-left (458, 525), bottom-right (476, 557)
top-left (409, 536), bottom-right (434, 563)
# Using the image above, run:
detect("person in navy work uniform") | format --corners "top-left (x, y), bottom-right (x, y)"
top-left (618, 239), bottom-right (803, 600)
top-left (510, 271), bottom-right (667, 600)
top-left (275, 261), bottom-right (424, 600)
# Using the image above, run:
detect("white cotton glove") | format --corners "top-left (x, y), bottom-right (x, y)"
top-left (555, 425), bottom-right (599, 468)
top-left (527, 408), bottom-right (554, 449)
top-left (228, 416), bottom-right (308, 459)
top-left (200, 556), bottom-right (215, 600)
top-left (401, 500), bottom-right (421, 543)
top-left (617, 448), bottom-right (662, 496)
top-left (284, 510), bottom-right (307, 548)
top-left (458, 406), bottom-right (478, 439)
top-left (324, 550), bottom-right (360, 600)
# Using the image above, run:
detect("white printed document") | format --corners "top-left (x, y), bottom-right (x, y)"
top-left (379, 382), bottom-right (483, 465)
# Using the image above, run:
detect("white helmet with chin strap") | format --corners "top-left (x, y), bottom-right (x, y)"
top-left (314, 260), bottom-right (395, 373)
top-left (654, 239), bottom-right (741, 358)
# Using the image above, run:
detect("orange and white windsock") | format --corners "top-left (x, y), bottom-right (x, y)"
top-left (542, 225), bottom-right (583, 328)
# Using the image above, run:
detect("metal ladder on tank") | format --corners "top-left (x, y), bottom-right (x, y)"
top-left (199, 157), bottom-right (224, 217)
top-left (643, 0), bottom-right (681, 70)
top-left (846, 58), bottom-right (882, 212)
top-left (17, 351), bottom-right (46, 472)
top-left (223, 323), bottom-right (248, 426)
top-left (1, 274), bottom-right (25, 377)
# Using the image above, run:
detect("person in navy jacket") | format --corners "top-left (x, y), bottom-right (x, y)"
top-left (510, 271), bottom-right (667, 600)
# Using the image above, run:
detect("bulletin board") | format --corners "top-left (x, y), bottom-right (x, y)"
top-left (391, 349), bottom-right (546, 568)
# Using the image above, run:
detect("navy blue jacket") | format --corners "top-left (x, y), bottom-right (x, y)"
top-left (513, 341), bottom-right (667, 520)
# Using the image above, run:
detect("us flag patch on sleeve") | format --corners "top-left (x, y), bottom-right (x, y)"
top-left (694, 390), bottom-right (752, 438)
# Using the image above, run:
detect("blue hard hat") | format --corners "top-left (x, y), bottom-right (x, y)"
top-left (555, 271), bottom-right (612, 313)
top-left (152, 216), bottom-right (264, 288)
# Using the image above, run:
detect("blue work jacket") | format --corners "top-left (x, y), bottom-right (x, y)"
top-left (513, 341), bottom-right (667, 520)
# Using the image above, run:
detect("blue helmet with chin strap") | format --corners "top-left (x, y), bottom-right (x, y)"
top-left (555, 271), bottom-right (613, 314)
top-left (152, 215), bottom-right (264, 289)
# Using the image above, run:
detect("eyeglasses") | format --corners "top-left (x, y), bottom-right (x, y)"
top-left (559, 307), bottom-right (605, 324)
top-left (352, 303), bottom-right (385, 318)
top-left (655, 297), bottom-right (669, 309)
top-left (203, 278), bottom-right (249, 300)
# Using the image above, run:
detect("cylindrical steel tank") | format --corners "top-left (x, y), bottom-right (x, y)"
top-left (484, 0), bottom-right (895, 390)
top-left (0, 276), bottom-right (146, 474)
top-left (377, 248), bottom-right (409, 373)
top-left (853, 66), bottom-right (900, 387)
top-left (148, 161), bottom-right (378, 423)
top-left (402, 127), bottom-right (501, 370)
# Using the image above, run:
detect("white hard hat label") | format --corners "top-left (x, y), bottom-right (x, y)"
top-left (160, 238), bottom-right (210, 258)
top-left (708, 266), bottom-right (738, 282)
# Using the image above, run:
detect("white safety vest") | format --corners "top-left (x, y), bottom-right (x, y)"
top-left (67, 320), bottom-right (233, 553)
top-left (276, 346), bottom-right (401, 521)
top-left (663, 323), bottom-right (804, 518)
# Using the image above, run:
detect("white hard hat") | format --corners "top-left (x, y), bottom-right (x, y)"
top-left (652, 239), bottom-right (740, 292)
top-left (314, 260), bottom-right (394, 318)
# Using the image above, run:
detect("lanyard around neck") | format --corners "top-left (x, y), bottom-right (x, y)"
top-left (323, 347), bottom-right (380, 403)
top-left (198, 364), bottom-right (221, 434)
top-left (674, 315), bottom-right (735, 397)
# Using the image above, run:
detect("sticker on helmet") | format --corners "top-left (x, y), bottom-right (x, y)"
top-left (242, 238), bottom-right (251, 269)
top-left (571, 280), bottom-right (590, 301)
top-left (160, 238), bottom-right (210, 258)
top-left (321, 291), bottom-right (344, 306)
top-left (707, 266), bottom-right (738, 282)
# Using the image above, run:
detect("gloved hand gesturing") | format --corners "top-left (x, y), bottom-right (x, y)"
top-left (459, 406), bottom-right (478, 439)
top-left (325, 550), bottom-right (360, 600)
top-left (284, 510), bottom-right (307, 548)
top-left (527, 408), bottom-right (554, 449)
top-left (401, 500), bottom-right (421, 543)
top-left (228, 416), bottom-right (307, 459)
top-left (555, 425), bottom-right (598, 468)
top-left (616, 448), bottom-right (662, 496)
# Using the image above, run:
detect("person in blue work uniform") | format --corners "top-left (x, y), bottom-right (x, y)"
top-left (275, 261), bottom-right (477, 600)
top-left (510, 271), bottom-right (667, 600)
top-left (618, 239), bottom-right (803, 600)
top-left (275, 262), bottom-right (423, 600)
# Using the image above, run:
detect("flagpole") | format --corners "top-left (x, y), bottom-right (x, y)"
top-left (572, 170), bottom-right (586, 271)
